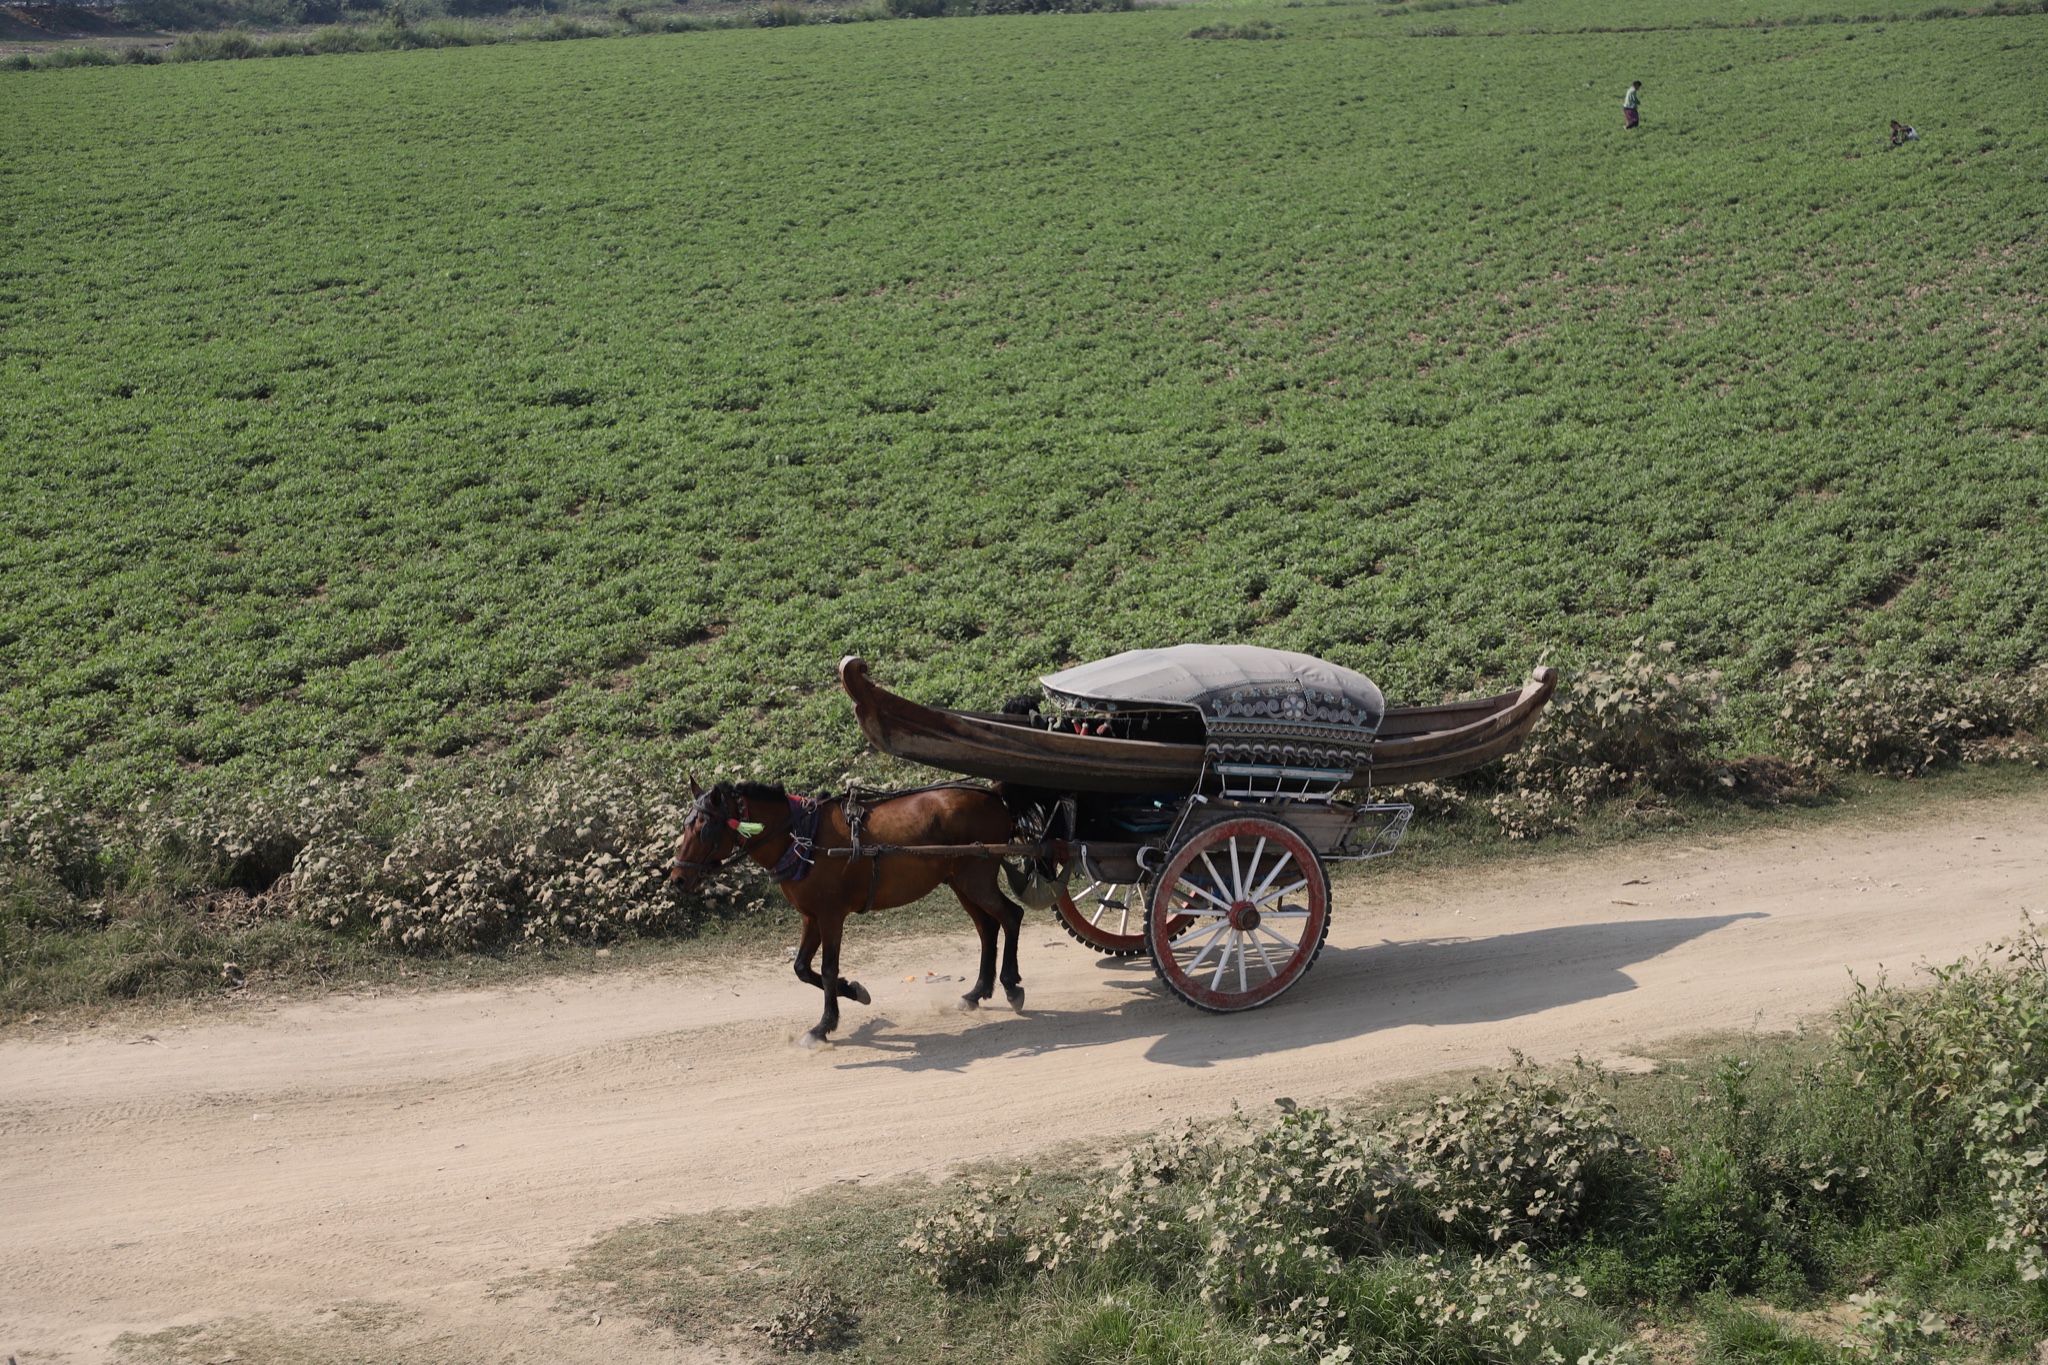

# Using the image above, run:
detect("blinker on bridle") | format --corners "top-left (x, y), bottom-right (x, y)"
top-left (669, 792), bottom-right (775, 876)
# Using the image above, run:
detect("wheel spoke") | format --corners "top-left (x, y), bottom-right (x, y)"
top-left (1183, 920), bottom-right (1232, 971)
top-left (1227, 836), bottom-right (1245, 903)
top-left (1175, 873), bottom-right (1233, 914)
top-left (1250, 929), bottom-right (1278, 979)
top-left (1255, 922), bottom-right (1304, 952)
top-left (1210, 931), bottom-right (1237, 990)
top-left (1237, 931), bottom-right (1250, 992)
top-left (1247, 848), bottom-right (1295, 904)
top-left (1252, 877), bottom-right (1310, 909)
top-left (1198, 849), bottom-right (1231, 907)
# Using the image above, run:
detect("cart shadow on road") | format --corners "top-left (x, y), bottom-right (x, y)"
top-left (827, 913), bottom-right (1765, 1074)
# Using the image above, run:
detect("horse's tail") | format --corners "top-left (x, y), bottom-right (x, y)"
top-left (992, 782), bottom-right (1069, 880)
top-left (991, 781), bottom-right (1058, 823)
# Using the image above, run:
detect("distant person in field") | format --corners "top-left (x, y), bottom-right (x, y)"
top-left (1889, 120), bottom-right (1919, 146)
top-left (1623, 80), bottom-right (1643, 130)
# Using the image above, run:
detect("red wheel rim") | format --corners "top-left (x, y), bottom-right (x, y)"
top-left (1147, 818), bottom-right (1328, 1012)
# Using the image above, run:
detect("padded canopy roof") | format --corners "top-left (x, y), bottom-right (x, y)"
top-left (1040, 645), bottom-right (1384, 738)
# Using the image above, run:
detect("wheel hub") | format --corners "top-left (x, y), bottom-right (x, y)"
top-left (1227, 900), bottom-right (1261, 932)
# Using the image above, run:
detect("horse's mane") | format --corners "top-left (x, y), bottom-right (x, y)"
top-left (693, 779), bottom-right (789, 811)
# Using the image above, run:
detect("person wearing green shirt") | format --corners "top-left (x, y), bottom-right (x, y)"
top-left (1623, 80), bottom-right (1642, 130)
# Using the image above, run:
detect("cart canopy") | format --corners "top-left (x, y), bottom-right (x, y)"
top-left (1040, 645), bottom-right (1384, 771)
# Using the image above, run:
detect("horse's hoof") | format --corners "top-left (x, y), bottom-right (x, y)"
top-left (849, 982), bottom-right (872, 1006)
top-left (1005, 985), bottom-right (1026, 1012)
top-left (797, 1029), bottom-right (828, 1049)
top-left (955, 994), bottom-right (980, 1012)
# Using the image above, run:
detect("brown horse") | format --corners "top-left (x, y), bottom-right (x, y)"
top-left (668, 778), bottom-right (1028, 1046)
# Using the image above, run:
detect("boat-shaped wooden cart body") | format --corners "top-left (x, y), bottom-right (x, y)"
top-left (839, 648), bottom-right (1557, 1013)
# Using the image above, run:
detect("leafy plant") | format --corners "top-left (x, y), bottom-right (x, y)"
top-left (752, 1284), bottom-right (861, 1351)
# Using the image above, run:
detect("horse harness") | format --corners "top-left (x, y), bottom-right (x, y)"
top-left (671, 791), bottom-right (816, 881)
top-left (675, 780), bottom-right (991, 908)
top-left (770, 795), bottom-right (824, 883)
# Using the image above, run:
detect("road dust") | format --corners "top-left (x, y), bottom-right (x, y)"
top-left (4, 791), bottom-right (2044, 1363)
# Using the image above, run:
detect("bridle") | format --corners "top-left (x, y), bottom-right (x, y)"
top-left (669, 789), bottom-right (795, 879)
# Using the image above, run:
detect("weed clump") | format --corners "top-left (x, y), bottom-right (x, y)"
top-left (1384, 657), bottom-right (2046, 841)
top-left (0, 764), bottom-right (768, 973)
top-left (1187, 17), bottom-right (1283, 36)
top-left (752, 1284), bottom-right (860, 1351)
top-left (899, 935), bottom-right (2048, 1356)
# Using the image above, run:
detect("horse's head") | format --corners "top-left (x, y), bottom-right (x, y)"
top-left (667, 775), bottom-right (775, 890)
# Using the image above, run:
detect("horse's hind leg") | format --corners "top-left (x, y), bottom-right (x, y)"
top-left (950, 895), bottom-right (998, 1011)
top-left (996, 897), bottom-right (1025, 1011)
top-left (954, 866), bottom-right (1026, 1012)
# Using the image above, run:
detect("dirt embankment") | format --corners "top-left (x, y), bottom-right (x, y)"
top-left (3, 791), bottom-right (2044, 1364)
top-left (0, 3), bottom-right (139, 44)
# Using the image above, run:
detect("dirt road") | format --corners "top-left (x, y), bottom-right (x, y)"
top-left (5, 791), bottom-right (2044, 1364)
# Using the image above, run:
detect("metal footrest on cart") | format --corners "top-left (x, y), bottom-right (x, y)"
top-left (1273, 800), bottom-right (1412, 862)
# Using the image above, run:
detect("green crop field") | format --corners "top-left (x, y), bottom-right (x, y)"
top-left (3, 1), bottom-right (2044, 809)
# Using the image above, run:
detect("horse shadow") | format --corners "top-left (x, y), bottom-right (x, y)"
top-left (827, 912), bottom-right (1766, 1074)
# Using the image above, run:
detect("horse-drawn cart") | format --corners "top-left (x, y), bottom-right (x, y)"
top-left (839, 646), bottom-right (1556, 1013)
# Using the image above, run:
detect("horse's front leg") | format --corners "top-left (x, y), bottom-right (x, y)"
top-left (833, 959), bottom-right (871, 1008)
top-left (792, 915), bottom-right (823, 991)
top-left (805, 912), bottom-right (851, 1046)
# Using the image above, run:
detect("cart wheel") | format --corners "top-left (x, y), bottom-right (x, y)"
top-left (1055, 876), bottom-right (1187, 957)
top-left (1146, 818), bottom-right (1329, 1013)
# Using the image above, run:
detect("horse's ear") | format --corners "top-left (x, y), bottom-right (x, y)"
top-left (687, 771), bottom-right (703, 800)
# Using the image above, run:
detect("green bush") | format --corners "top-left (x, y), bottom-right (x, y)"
top-left (523, 14), bottom-right (608, 37)
top-left (1774, 668), bottom-right (2048, 777)
top-left (36, 46), bottom-right (119, 66)
top-left (1507, 647), bottom-right (1725, 804)
top-left (899, 938), bottom-right (2048, 1354)
top-left (2, 765), bottom-right (767, 958)
top-left (750, 2), bottom-right (813, 25)
top-left (908, 1074), bottom-right (1645, 1359)
top-left (168, 28), bottom-right (257, 58)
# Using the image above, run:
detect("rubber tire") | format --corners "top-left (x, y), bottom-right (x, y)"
top-left (1054, 881), bottom-right (1151, 956)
